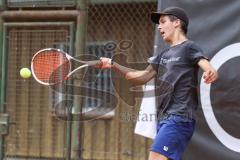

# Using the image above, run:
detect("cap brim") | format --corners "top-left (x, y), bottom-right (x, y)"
top-left (151, 12), bottom-right (168, 24)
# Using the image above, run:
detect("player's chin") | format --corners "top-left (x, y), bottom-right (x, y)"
top-left (161, 35), bottom-right (167, 40)
top-left (162, 36), bottom-right (171, 43)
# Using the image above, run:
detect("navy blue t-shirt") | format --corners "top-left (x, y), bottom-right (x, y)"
top-left (148, 40), bottom-right (208, 120)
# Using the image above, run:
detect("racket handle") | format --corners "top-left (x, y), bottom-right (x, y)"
top-left (87, 60), bottom-right (103, 67)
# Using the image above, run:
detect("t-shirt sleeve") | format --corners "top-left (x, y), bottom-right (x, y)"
top-left (148, 55), bottom-right (159, 71)
top-left (188, 43), bottom-right (209, 65)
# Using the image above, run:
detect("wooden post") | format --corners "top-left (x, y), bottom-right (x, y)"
top-left (0, 0), bottom-right (6, 159)
top-left (71, 0), bottom-right (88, 159)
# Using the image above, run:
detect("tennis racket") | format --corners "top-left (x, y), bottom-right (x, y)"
top-left (31, 48), bottom-right (102, 85)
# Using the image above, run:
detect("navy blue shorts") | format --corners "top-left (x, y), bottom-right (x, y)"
top-left (151, 115), bottom-right (195, 160)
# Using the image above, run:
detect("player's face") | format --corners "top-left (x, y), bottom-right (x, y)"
top-left (158, 15), bottom-right (176, 43)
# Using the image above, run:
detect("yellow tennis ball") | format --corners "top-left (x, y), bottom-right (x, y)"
top-left (20, 68), bottom-right (31, 79)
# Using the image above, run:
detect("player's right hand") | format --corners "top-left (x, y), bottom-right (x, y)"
top-left (100, 57), bottom-right (112, 69)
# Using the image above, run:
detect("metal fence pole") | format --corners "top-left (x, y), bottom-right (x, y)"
top-left (71, 0), bottom-right (88, 159)
top-left (0, 4), bottom-right (6, 159)
top-left (0, 0), bottom-right (6, 11)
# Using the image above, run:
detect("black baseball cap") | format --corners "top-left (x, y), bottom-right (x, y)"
top-left (151, 7), bottom-right (189, 26)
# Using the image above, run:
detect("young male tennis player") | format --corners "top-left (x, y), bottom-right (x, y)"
top-left (98, 6), bottom-right (218, 160)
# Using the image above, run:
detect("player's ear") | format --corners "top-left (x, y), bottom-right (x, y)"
top-left (174, 19), bottom-right (181, 28)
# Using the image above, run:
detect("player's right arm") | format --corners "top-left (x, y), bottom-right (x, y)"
top-left (100, 57), bottom-right (157, 85)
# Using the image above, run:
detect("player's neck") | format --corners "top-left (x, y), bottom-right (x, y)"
top-left (170, 32), bottom-right (188, 46)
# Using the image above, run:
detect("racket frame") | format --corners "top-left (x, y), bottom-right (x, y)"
top-left (31, 48), bottom-right (88, 85)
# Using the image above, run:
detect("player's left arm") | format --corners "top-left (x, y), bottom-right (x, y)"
top-left (198, 59), bottom-right (218, 84)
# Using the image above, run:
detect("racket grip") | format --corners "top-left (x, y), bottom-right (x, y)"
top-left (86, 60), bottom-right (101, 66)
top-left (108, 59), bottom-right (112, 65)
top-left (99, 57), bottom-right (112, 69)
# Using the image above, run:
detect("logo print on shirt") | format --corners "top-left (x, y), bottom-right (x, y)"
top-left (163, 146), bottom-right (169, 151)
top-left (160, 57), bottom-right (181, 64)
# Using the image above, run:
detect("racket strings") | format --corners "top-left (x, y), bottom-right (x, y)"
top-left (32, 51), bottom-right (70, 84)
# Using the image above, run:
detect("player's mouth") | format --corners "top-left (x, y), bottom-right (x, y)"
top-left (160, 31), bottom-right (165, 37)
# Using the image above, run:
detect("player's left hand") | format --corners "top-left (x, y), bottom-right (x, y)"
top-left (203, 70), bottom-right (218, 84)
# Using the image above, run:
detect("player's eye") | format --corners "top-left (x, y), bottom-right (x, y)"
top-left (160, 19), bottom-right (165, 24)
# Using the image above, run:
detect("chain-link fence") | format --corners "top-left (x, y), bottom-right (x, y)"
top-left (5, 24), bottom-right (73, 159)
top-left (1, 1), bottom-right (158, 160)
top-left (87, 2), bottom-right (156, 61)
top-left (81, 2), bottom-right (157, 160)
